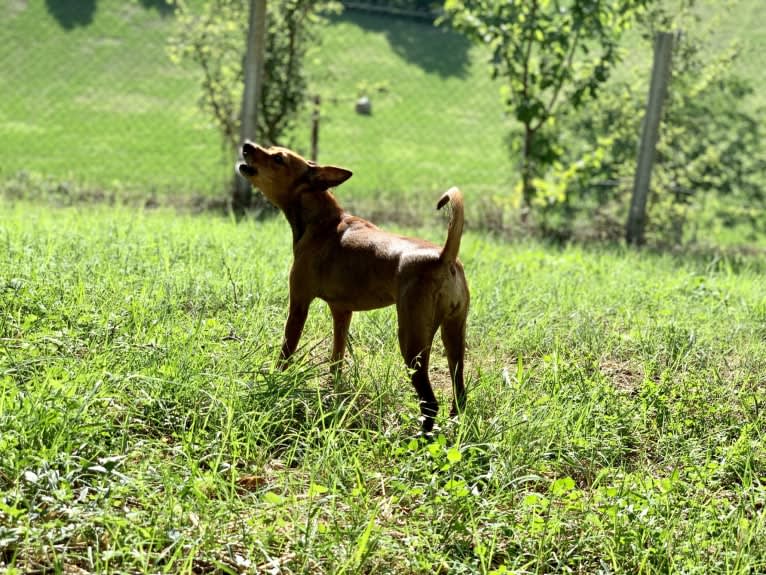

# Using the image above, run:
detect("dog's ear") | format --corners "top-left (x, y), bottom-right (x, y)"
top-left (308, 165), bottom-right (352, 191)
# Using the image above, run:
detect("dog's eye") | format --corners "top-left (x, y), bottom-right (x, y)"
top-left (273, 154), bottom-right (285, 165)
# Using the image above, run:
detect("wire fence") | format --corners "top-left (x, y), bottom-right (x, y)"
top-left (1, 0), bottom-right (231, 198)
top-left (0, 1), bottom-right (513, 207)
top-left (297, 6), bottom-right (516, 207)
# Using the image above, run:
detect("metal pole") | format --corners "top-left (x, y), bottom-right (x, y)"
top-left (310, 95), bottom-right (321, 162)
top-left (234, 0), bottom-right (268, 213)
top-left (626, 31), bottom-right (674, 246)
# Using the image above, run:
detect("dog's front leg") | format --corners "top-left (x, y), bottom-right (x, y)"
top-left (329, 306), bottom-right (352, 375)
top-left (278, 297), bottom-right (311, 369)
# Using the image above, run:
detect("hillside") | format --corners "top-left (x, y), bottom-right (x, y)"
top-left (0, 0), bottom-right (762, 203)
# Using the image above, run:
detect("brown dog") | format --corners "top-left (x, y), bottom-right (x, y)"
top-left (237, 142), bottom-right (469, 433)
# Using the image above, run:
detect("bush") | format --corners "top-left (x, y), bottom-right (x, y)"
top-left (537, 7), bottom-right (766, 245)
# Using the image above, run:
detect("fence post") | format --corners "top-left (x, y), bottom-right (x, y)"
top-left (625, 31), bottom-right (674, 246)
top-left (310, 95), bottom-right (321, 162)
top-left (233, 0), bottom-right (268, 214)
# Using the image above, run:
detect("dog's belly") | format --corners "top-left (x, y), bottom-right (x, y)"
top-left (322, 294), bottom-right (395, 312)
top-left (318, 275), bottom-right (396, 311)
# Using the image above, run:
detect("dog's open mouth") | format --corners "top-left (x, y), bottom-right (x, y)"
top-left (238, 162), bottom-right (257, 178)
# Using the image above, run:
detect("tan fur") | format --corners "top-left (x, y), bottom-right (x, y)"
top-left (237, 142), bottom-right (470, 433)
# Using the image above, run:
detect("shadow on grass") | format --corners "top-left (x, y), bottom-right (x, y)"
top-left (338, 9), bottom-right (471, 79)
top-left (137, 0), bottom-right (175, 17)
top-left (45, 0), bottom-right (96, 29)
top-left (45, 0), bottom-right (174, 29)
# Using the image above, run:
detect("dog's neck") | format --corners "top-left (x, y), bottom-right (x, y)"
top-left (284, 189), bottom-right (344, 246)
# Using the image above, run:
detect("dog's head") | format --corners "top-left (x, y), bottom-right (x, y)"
top-left (237, 142), bottom-right (352, 210)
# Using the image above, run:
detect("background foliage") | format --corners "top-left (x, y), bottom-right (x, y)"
top-left (0, 0), bottom-right (764, 246)
top-left (536, 0), bottom-right (766, 243)
top-left (443, 0), bottom-right (652, 213)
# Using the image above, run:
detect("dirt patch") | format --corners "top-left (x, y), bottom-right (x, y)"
top-left (600, 358), bottom-right (644, 395)
top-left (429, 362), bottom-right (454, 395)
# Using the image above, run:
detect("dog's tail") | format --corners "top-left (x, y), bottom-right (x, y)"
top-left (436, 187), bottom-right (464, 264)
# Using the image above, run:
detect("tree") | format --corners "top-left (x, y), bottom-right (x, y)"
top-left (169, 0), bottom-right (339, 197)
top-left (443, 0), bottom-right (650, 216)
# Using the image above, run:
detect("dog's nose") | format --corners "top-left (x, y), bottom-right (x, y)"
top-left (242, 142), bottom-right (256, 158)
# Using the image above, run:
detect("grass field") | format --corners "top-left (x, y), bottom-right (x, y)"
top-left (0, 0), bottom-right (511, 201)
top-left (2, 1), bottom-right (766, 570)
top-left (0, 0), bottom-right (230, 195)
top-left (293, 9), bottom-right (513, 203)
top-left (2, 201), bottom-right (766, 573)
top-left (1, 0), bottom-right (763, 204)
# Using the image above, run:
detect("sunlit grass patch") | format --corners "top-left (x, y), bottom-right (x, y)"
top-left (1, 202), bottom-right (765, 572)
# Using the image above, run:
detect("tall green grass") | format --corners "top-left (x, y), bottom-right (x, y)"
top-left (2, 201), bottom-right (765, 572)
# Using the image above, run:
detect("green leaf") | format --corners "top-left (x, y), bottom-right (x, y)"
top-left (263, 492), bottom-right (286, 505)
top-left (550, 476), bottom-right (576, 496)
top-left (444, 479), bottom-right (469, 497)
top-left (427, 443), bottom-right (441, 458)
top-left (308, 483), bottom-right (329, 497)
top-left (446, 447), bottom-right (462, 463)
top-left (523, 493), bottom-right (544, 506)
top-left (353, 512), bottom-right (377, 565)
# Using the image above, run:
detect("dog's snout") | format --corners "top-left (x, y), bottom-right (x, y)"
top-left (242, 141), bottom-right (256, 158)
top-left (238, 162), bottom-right (257, 178)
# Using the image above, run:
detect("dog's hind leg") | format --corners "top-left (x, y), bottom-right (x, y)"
top-left (402, 345), bottom-right (437, 433)
top-left (441, 313), bottom-right (467, 417)
top-left (397, 295), bottom-right (440, 433)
